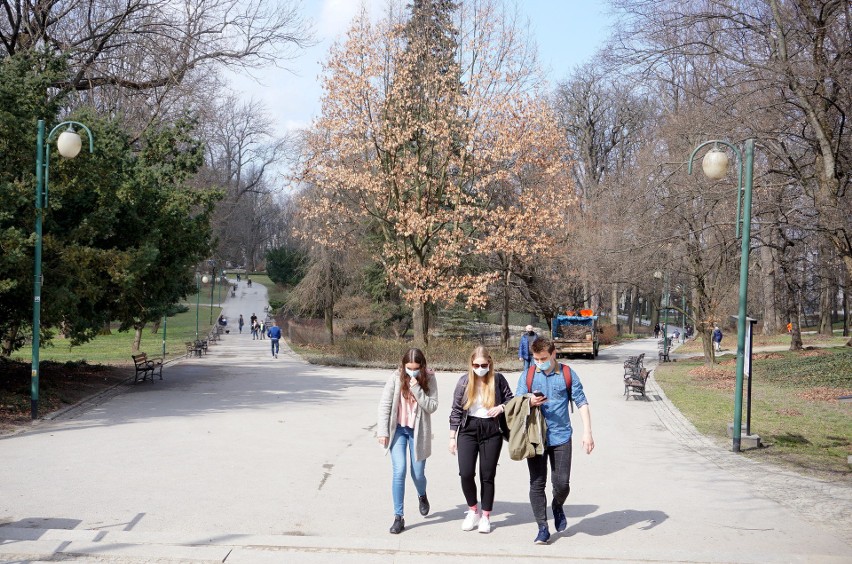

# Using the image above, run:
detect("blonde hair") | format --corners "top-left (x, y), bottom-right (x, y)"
top-left (463, 346), bottom-right (495, 410)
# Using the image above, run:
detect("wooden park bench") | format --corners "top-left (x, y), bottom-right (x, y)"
top-left (623, 353), bottom-right (650, 399)
top-left (185, 341), bottom-right (203, 358)
top-left (131, 352), bottom-right (163, 383)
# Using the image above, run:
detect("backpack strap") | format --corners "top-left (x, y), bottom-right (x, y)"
top-left (527, 363), bottom-right (574, 412)
top-left (526, 365), bottom-right (537, 392)
top-left (561, 364), bottom-right (574, 413)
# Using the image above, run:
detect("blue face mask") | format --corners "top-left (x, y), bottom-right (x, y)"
top-left (534, 359), bottom-right (552, 372)
top-left (405, 367), bottom-right (420, 378)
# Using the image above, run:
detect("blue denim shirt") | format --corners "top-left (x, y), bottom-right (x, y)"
top-left (515, 362), bottom-right (588, 448)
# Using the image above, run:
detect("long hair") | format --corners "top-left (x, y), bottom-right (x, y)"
top-left (463, 346), bottom-right (495, 410)
top-left (399, 348), bottom-right (429, 398)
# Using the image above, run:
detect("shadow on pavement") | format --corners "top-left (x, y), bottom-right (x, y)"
top-left (569, 508), bottom-right (668, 535)
top-left (13, 364), bottom-right (383, 437)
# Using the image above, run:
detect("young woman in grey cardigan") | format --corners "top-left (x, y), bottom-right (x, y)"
top-left (377, 348), bottom-right (439, 534)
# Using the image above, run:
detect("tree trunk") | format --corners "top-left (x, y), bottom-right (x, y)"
top-left (100, 321), bottom-right (112, 335)
top-left (627, 286), bottom-right (636, 333)
top-left (1, 324), bottom-right (19, 357)
top-left (413, 301), bottom-right (429, 344)
top-left (501, 268), bottom-right (511, 352)
top-left (759, 242), bottom-right (782, 335)
top-left (818, 246), bottom-right (835, 336)
top-left (843, 273), bottom-right (850, 338)
top-left (132, 324), bottom-right (144, 352)
top-left (611, 284), bottom-right (620, 335)
top-left (789, 290), bottom-right (803, 351)
top-left (151, 319), bottom-right (161, 334)
top-left (324, 305), bottom-right (334, 345)
top-left (843, 255), bottom-right (852, 345)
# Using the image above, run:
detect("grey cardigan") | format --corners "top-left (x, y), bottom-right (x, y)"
top-left (377, 369), bottom-right (439, 461)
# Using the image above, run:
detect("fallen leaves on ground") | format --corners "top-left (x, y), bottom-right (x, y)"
top-left (795, 387), bottom-right (852, 402)
top-left (688, 365), bottom-right (735, 390)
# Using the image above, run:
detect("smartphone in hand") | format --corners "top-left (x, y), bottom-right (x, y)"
top-left (533, 390), bottom-right (546, 398)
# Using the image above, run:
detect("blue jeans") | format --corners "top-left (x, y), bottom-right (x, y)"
top-left (522, 358), bottom-right (532, 375)
top-left (271, 339), bottom-right (279, 356)
top-left (390, 424), bottom-right (427, 517)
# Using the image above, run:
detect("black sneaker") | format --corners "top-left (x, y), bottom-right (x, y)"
top-left (418, 494), bottom-right (430, 516)
top-left (389, 515), bottom-right (405, 534)
top-left (552, 501), bottom-right (567, 532)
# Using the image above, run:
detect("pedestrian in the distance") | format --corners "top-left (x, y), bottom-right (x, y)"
top-left (377, 348), bottom-right (439, 535)
top-left (267, 320), bottom-right (282, 358)
top-left (516, 336), bottom-right (594, 545)
top-left (259, 319), bottom-right (266, 340)
top-left (449, 346), bottom-right (513, 534)
top-left (251, 319), bottom-right (259, 340)
top-left (518, 325), bottom-right (537, 375)
top-left (712, 325), bottom-right (723, 352)
top-left (238, 314), bottom-right (245, 334)
top-left (653, 323), bottom-right (660, 339)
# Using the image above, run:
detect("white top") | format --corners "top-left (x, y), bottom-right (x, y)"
top-left (469, 393), bottom-right (490, 418)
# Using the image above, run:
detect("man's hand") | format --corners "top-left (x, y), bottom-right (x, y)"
top-left (529, 394), bottom-right (547, 407)
top-left (582, 431), bottom-right (595, 454)
top-left (378, 436), bottom-right (389, 448)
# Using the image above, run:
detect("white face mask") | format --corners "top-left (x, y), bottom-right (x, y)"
top-left (473, 367), bottom-right (489, 377)
top-left (405, 367), bottom-right (420, 378)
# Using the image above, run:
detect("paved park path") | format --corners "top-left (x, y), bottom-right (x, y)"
top-left (1, 283), bottom-right (850, 562)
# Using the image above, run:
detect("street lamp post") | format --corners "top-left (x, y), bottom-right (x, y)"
top-left (195, 273), bottom-right (209, 340)
top-left (208, 265), bottom-right (216, 326)
top-left (688, 139), bottom-right (755, 452)
top-left (654, 271), bottom-right (669, 359)
top-left (31, 120), bottom-right (94, 420)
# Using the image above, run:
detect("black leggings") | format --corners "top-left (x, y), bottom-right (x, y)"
top-left (457, 416), bottom-right (503, 512)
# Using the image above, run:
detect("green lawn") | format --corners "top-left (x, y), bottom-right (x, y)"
top-left (654, 347), bottom-right (852, 475)
top-left (12, 305), bottom-right (222, 365)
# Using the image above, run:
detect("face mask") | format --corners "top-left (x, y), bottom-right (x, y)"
top-left (473, 367), bottom-right (489, 377)
top-left (528, 331), bottom-right (536, 336)
top-left (405, 368), bottom-right (420, 378)
top-left (534, 359), bottom-right (551, 371)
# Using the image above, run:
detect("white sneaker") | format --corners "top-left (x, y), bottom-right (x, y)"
top-left (478, 514), bottom-right (491, 534)
top-left (461, 509), bottom-right (481, 531)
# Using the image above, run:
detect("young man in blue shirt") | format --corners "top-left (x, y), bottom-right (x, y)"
top-left (516, 336), bottom-right (595, 544)
top-left (267, 320), bottom-right (282, 358)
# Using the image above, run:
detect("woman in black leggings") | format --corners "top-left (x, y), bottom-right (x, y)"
top-left (449, 346), bottom-right (513, 534)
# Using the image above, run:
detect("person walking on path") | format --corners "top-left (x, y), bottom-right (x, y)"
top-left (712, 324), bottom-right (723, 352)
top-left (267, 320), bottom-right (282, 358)
top-left (449, 346), bottom-right (513, 534)
top-left (259, 319), bottom-right (266, 340)
top-left (238, 314), bottom-right (244, 334)
top-left (377, 348), bottom-right (439, 535)
top-left (653, 323), bottom-right (660, 339)
top-left (516, 336), bottom-right (594, 545)
top-left (518, 325), bottom-right (537, 375)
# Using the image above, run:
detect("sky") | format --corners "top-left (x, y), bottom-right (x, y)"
top-left (226, 0), bottom-right (615, 136)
